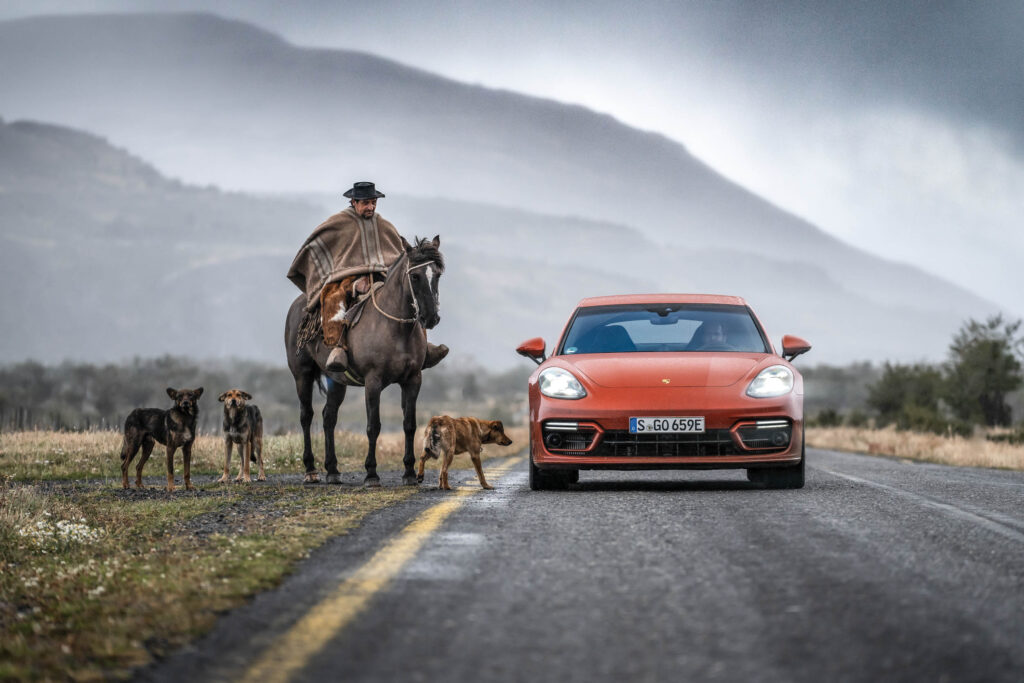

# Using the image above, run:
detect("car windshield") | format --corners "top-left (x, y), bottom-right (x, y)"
top-left (558, 304), bottom-right (770, 355)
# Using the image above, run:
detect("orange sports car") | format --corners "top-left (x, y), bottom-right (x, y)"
top-left (516, 294), bottom-right (811, 490)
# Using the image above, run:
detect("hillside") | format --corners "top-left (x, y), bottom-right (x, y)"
top-left (0, 118), bottom-right (997, 366)
top-left (0, 12), bottom-right (996, 326)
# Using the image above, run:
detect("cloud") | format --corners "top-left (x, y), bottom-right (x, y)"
top-left (2, 0), bottom-right (1022, 313)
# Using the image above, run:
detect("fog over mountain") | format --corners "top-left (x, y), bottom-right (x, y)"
top-left (0, 116), bottom-right (995, 368)
top-left (0, 12), bottom-right (1007, 367)
top-left (1, 1), bottom-right (1020, 317)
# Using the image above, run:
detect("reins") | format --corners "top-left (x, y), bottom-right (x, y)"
top-left (370, 259), bottom-right (434, 324)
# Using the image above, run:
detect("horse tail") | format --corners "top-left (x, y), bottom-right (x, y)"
top-left (311, 365), bottom-right (326, 396)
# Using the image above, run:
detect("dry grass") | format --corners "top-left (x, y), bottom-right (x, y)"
top-left (0, 427), bottom-right (528, 482)
top-left (0, 427), bottom-right (526, 680)
top-left (807, 426), bottom-right (1024, 470)
top-left (0, 477), bottom-right (419, 681)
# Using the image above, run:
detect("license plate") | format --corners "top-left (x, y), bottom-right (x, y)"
top-left (629, 416), bottom-right (705, 434)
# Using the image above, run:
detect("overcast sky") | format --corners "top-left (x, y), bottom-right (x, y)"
top-left (3, 0), bottom-right (1023, 314)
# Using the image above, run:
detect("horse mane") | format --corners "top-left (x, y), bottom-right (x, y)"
top-left (409, 236), bottom-right (444, 271)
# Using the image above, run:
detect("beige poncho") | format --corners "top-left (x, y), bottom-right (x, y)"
top-left (287, 206), bottom-right (405, 311)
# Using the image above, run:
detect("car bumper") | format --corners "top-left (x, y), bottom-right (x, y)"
top-left (529, 386), bottom-right (803, 470)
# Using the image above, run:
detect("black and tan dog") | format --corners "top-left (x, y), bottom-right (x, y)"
top-left (120, 387), bottom-right (204, 492)
top-left (217, 389), bottom-right (265, 483)
top-left (417, 416), bottom-right (513, 490)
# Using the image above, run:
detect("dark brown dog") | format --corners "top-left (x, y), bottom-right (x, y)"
top-left (120, 387), bottom-right (204, 492)
top-left (217, 389), bottom-right (265, 483)
top-left (417, 416), bottom-right (513, 490)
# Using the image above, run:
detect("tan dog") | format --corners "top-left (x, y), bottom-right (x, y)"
top-left (417, 416), bottom-right (513, 490)
top-left (217, 389), bottom-right (265, 483)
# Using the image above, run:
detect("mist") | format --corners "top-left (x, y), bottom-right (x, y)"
top-left (0, 3), bottom-right (1020, 368)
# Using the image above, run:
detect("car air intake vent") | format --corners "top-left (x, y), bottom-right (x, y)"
top-left (543, 422), bottom-right (598, 453)
top-left (597, 430), bottom-right (740, 457)
top-left (733, 420), bottom-right (791, 452)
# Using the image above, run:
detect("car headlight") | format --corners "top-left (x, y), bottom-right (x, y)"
top-left (539, 367), bottom-right (587, 399)
top-left (746, 365), bottom-right (794, 398)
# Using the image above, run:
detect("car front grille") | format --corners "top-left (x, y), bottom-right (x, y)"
top-left (594, 430), bottom-right (742, 457)
top-left (542, 421), bottom-right (793, 457)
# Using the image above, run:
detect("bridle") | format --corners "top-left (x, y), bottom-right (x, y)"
top-left (371, 259), bottom-right (436, 324)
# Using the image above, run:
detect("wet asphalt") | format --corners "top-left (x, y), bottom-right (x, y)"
top-left (136, 449), bottom-right (1024, 683)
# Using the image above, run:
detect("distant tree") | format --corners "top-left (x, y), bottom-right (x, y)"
top-left (812, 408), bottom-right (842, 427)
top-left (945, 314), bottom-right (1023, 427)
top-left (866, 362), bottom-right (945, 429)
top-left (845, 410), bottom-right (869, 428)
top-left (461, 374), bottom-right (482, 401)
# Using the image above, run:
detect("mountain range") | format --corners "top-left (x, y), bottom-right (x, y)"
top-left (0, 12), bottom-right (1000, 367)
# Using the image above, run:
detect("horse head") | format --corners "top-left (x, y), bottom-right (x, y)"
top-left (400, 235), bottom-right (444, 329)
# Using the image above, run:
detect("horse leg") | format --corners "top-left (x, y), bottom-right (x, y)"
top-left (295, 372), bottom-right (318, 483)
top-left (323, 377), bottom-right (347, 485)
top-left (363, 376), bottom-right (384, 487)
top-left (400, 376), bottom-right (422, 485)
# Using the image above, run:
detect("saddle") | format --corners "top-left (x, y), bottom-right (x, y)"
top-left (320, 274), bottom-right (384, 349)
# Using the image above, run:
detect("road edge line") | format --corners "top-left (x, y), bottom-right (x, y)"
top-left (240, 455), bottom-right (524, 683)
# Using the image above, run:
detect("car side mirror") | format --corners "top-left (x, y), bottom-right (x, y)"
top-left (781, 334), bottom-right (811, 362)
top-left (516, 337), bottom-right (546, 365)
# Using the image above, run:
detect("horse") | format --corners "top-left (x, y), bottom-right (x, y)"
top-left (284, 235), bottom-right (444, 487)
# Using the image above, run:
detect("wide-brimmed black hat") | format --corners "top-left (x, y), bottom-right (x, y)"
top-left (343, 181), bottom-right (385, 200)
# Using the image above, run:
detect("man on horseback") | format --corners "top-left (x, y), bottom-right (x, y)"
top-left (287, 181), bottom-right (448, 374)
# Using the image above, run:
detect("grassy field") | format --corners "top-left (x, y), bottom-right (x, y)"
top-left (807, 426), bottom-right (1024, 470)
top-left (0, 428), bottom-right (525, 681)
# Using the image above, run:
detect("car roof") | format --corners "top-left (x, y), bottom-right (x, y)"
top-left (576, 293), bottom-right (750, 308)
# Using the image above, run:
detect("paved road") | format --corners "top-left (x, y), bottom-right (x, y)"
top-left (139, 449), bottom-right (1024, 683)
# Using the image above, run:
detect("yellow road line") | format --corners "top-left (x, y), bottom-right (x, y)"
top-left (241, 455), bottom-right (524, 683)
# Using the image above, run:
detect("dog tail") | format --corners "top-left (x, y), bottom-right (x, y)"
top-left (120, 410), bottom-right (140, 462)
top-left (422, 419), bottom-right (442, 460)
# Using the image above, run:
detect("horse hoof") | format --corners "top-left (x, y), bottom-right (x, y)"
top-left (363, 476), bottom-right (382, 488)
top-left (326, 472), bottom-right (343, 485)
top-left (402, 474), bottom-right (420, 486)
top-left (303, 472), bottom-right (320, 485)
top-left (416, 475), bottom-right (424, 484)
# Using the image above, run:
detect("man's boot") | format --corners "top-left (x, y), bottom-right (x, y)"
top-left (325, 346), bottom-right (348, 373)
top-left (423, 343), bottom-right (449, 369)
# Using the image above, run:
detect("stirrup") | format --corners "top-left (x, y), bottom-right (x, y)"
top-left (325, 346), bottom-right (365, 386)
top-left (325, 347), bottom-right (348, 372)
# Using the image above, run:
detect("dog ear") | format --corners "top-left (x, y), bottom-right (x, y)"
top-left (218, 392), bottom-right (229, 402)
top-left (241, 391), bottom-right (252, 400)
top-left (492, 420), bottom-right (504, 431)
top-left (431, 234), bottom-right (440, 248)
top-left (166, 388), bottom-right (177, 399)
top-left (400, 235), bottom-right (413, 252)
top-left (195, 387), bottom-right (204, 398)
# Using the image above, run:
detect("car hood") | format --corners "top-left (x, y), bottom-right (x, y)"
top-left (565, 353), bottom-right (768, 388)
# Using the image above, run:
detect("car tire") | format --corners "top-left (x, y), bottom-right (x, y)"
top-left (529, 450), bottom-right (552, 490)
top-left (758, 435), bottom-right (806, 489)
top-left (529, 450), bottom-right (568, 491)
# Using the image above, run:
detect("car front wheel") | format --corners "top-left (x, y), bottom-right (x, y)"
top-left (529, 450), bottom-right (567, 491)
top-left (748, 436), bottom-right (805, 489)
